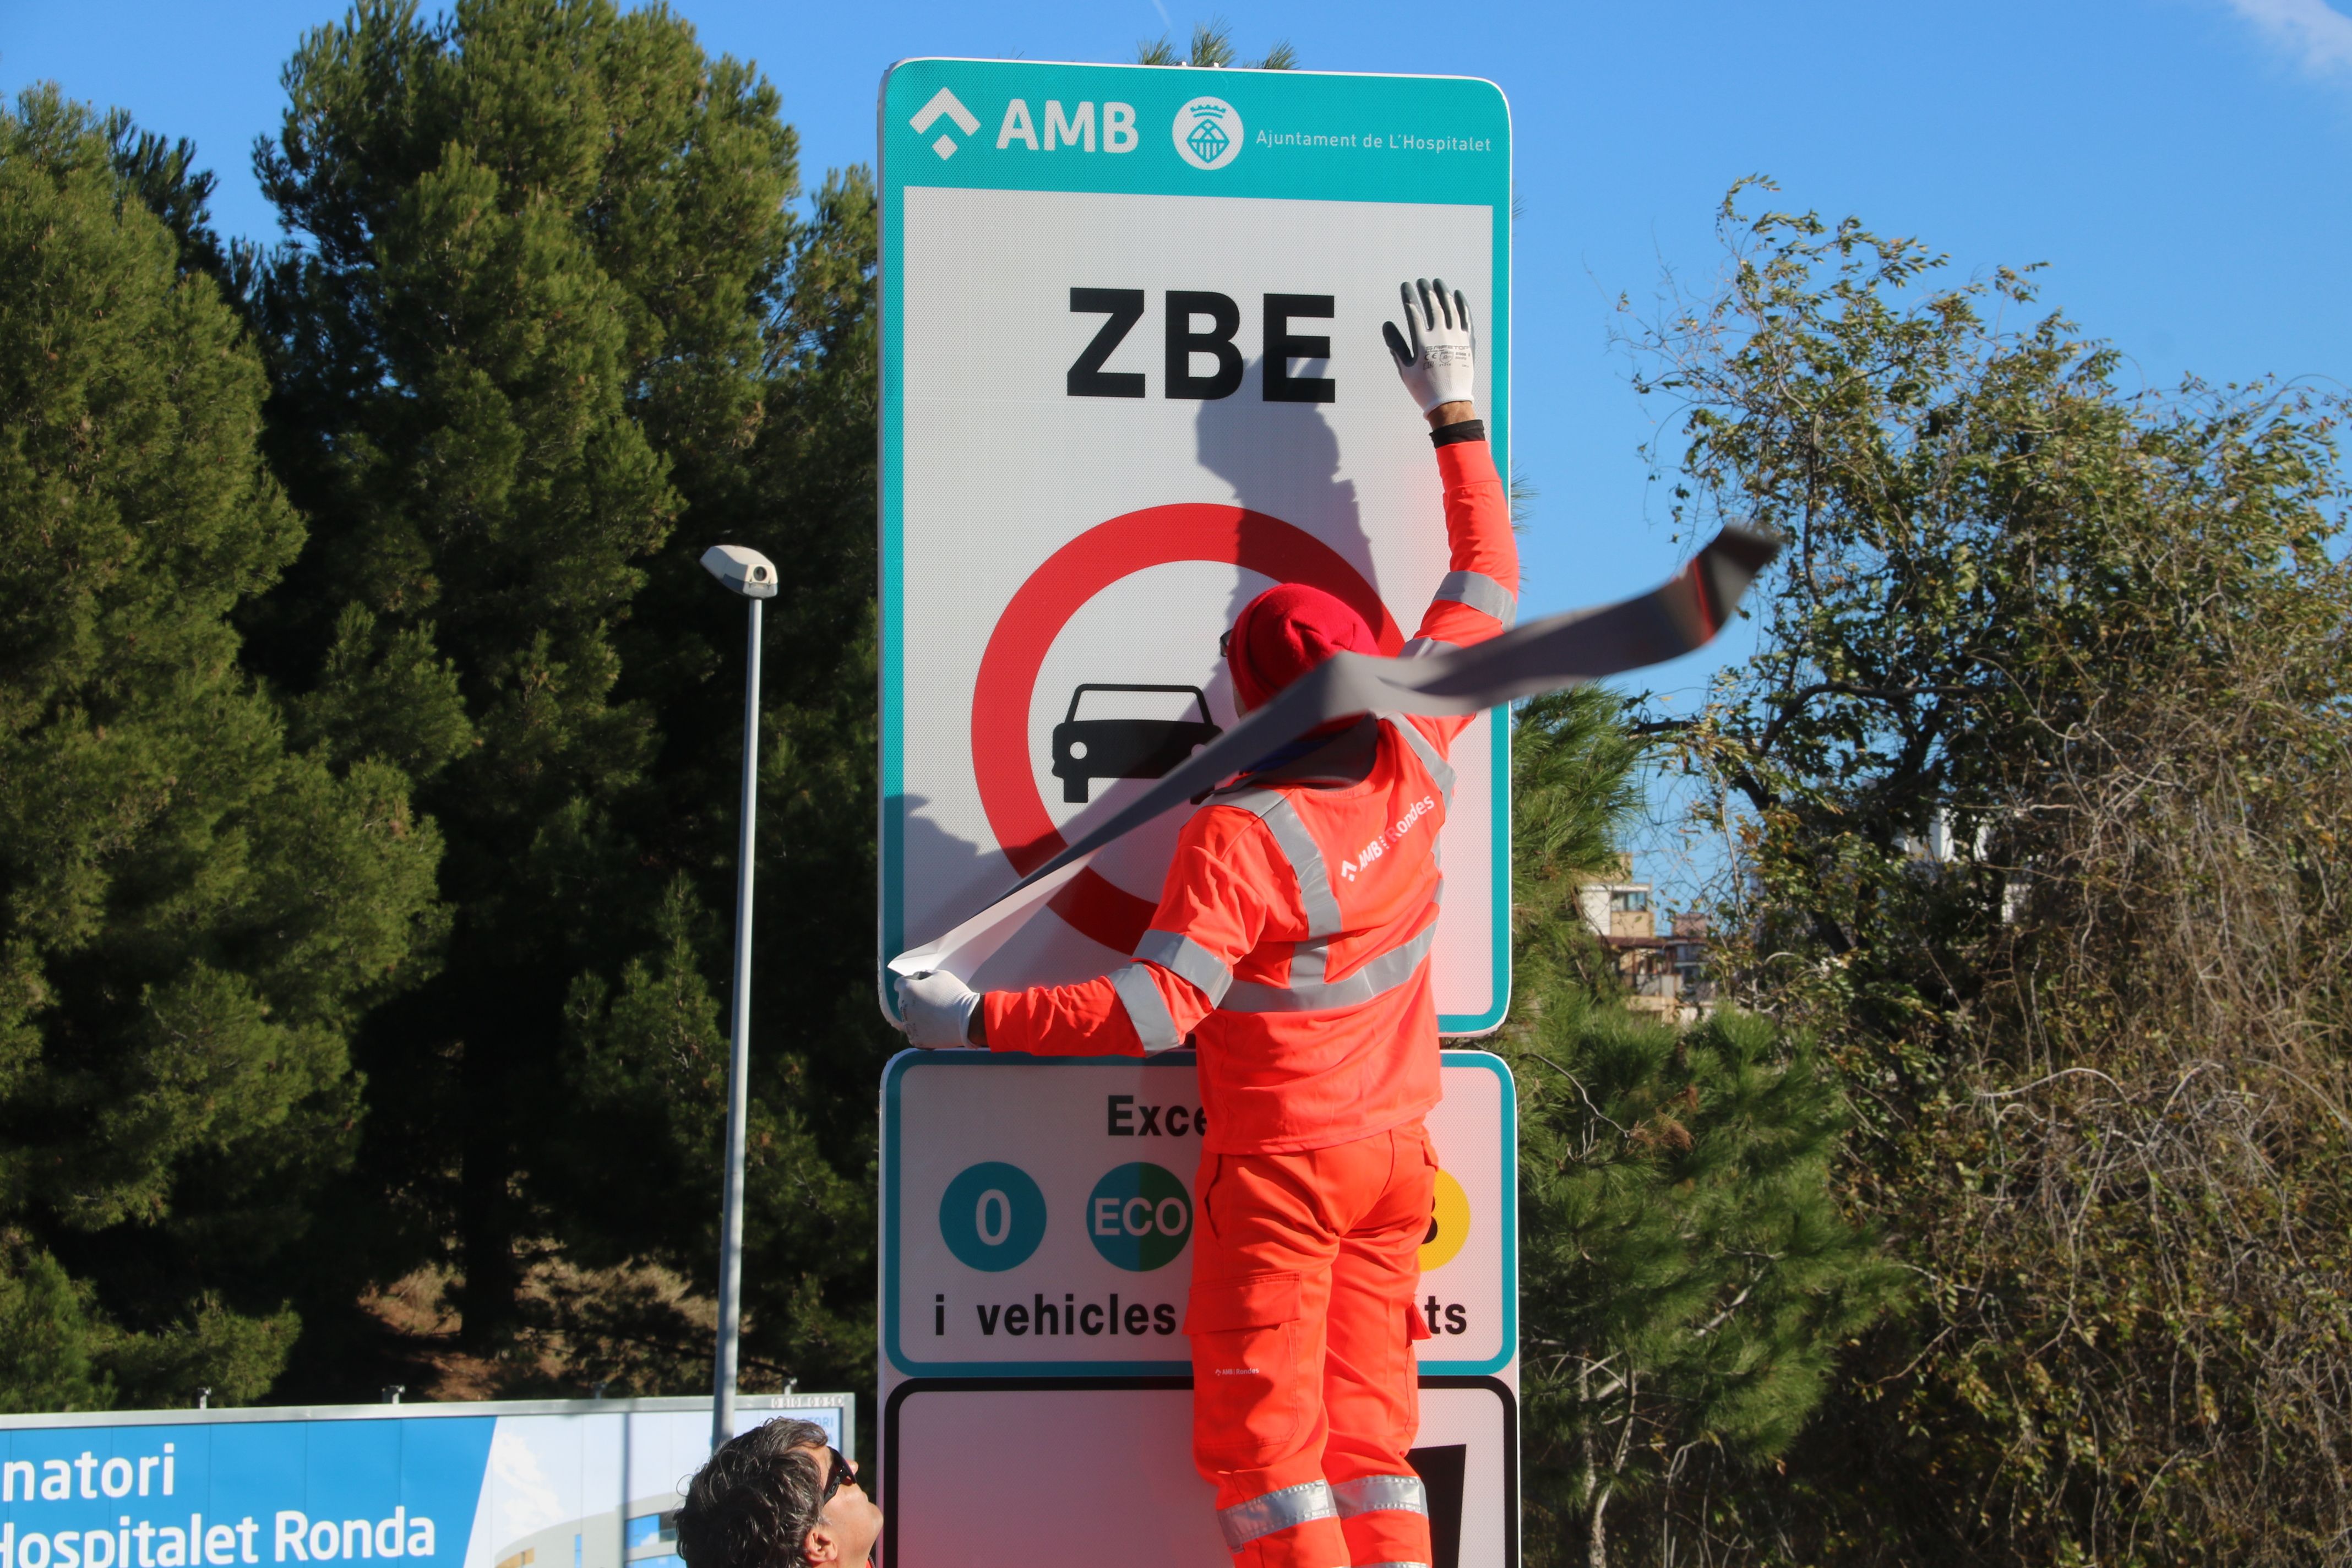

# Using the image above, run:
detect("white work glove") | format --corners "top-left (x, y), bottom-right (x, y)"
top-left (1382, 277), bottom-right (1477, 413)
top-left (894, 970), bottom-right (981, 1049)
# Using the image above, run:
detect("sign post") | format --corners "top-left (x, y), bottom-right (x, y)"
top-left (875, 57), bottom-right (1518, 1566)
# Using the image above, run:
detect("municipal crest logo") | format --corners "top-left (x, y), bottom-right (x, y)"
top-left (1172, 96), bottom-right (1243, 170)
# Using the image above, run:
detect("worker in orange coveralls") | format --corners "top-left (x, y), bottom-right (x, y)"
top-left (897, 276), bottom-right (1513, 1568)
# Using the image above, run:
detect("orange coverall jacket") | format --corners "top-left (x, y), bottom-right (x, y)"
top-left (982, 430), bottom-right (1517, 1150)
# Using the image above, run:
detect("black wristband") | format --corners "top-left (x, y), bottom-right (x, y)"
top-left (1430, 418), bottom-right (1486, 448)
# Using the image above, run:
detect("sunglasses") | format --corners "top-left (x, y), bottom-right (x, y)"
top-left (818, 1447), bottom-right (857, 1502)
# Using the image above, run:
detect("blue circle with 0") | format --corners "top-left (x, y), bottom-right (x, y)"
top-left (938, 1161), bottom-right (1047, 1272)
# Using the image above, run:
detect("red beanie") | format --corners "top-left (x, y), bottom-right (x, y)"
top-left (1227, 582), bottom-right (1378, 713)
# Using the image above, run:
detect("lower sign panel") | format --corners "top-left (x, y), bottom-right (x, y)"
top-left (881, 1376), bottom-right (1517, 1568)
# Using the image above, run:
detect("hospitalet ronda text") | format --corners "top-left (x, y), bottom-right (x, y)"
top-left (2, 1450), bottom-right (438, 1568)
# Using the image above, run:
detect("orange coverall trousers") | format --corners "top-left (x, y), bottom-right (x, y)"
top-left (1186, 1122), bottom-right (1438, 1568)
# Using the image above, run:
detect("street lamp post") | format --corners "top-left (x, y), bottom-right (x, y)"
top-left (699, 543), bottom-right (779, 1450)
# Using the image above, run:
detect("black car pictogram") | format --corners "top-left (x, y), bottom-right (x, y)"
top-left (1050, 684), bottom-right (1223, 804)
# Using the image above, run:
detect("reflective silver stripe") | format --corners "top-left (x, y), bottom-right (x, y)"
top-left (1380, 714), bottom-right (1456, 808)
top-left (1219, 789), bottom-right (1344, 938)
top-left (1434, 568), bottom-right (1517, 626)
top-left (1110, 963), bottom-right (1184, 1053)
top-left (1400, 636), bottom-right (1457, 659)
top-left (1133, 929), bottom-right (1232, 1006)
top-left (1332, 1474), bottom-right (1429, 1518)
top-left (1222, 921), bottom-right (1438, 1014)
top-left (1289, 936), bottom-right (1329, 986)
top-left (1217, 1480), bottom-right (1338, 1550)
top-left (1355, 1562), bottom-right (1433, 1567)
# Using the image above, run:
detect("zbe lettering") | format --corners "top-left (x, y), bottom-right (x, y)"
top-left (1068, 290), bottom-right (1336, 404)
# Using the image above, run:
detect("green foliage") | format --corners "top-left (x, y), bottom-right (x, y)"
top-left (1631, 183), bottom-right (2352, 1562)
top-left (237, 0), bottom-right (883, 1399)
top-left (1136, 19), bottom-right (1297, 69)
top-left (1509, 687), bottom-right (1644, 1003)
top-left (95, 1294), bottom-right (299, 1410)
top-left (0, 1244), bottom-right (106, 1413)
top-left (101, 112), bottom-right (242, 292)
top-left (0, 86), bottom-right (443, 1407)
top-left (0, 1238), bottom-right (293, 1414)
top-left (1506, 688), bottom-right (1897, 1566)
top-left (1507, 1003), bottom-right (1902, 1568)
top-left (1514, 691), bottom-right (1639, 900)
top-left (1512, 688), bottom-right (1641, 975)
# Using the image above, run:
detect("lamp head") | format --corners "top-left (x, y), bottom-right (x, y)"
top-left (700, 544), bottom-right (778, 599)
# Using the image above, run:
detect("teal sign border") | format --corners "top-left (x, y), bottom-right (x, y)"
top-left (876, 59), bottom-right (1515, 1035)
top-left (880, 1048), bottom-right (1518, 1379)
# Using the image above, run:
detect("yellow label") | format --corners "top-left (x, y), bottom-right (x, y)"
top-left (1419, 1167), bottom-right (1471, 1272)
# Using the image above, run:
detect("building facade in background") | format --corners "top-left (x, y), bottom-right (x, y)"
top-left (1575, 856), bottom-right (1714, 1022)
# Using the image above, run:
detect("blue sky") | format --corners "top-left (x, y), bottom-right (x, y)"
top-left (7, 0), bottom-right (2350, 897)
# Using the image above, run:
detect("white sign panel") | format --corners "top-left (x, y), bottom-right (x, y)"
top-left (879, 59), bottom-right (1515, 1033)
top-left (880, 1380), bottom-right (1516, 1568)
top-left (879, 1051), bottom-right (1517, 1381)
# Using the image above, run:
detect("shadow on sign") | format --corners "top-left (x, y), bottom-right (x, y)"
top-left (1407, 1443), bottom-right (1467, 1568)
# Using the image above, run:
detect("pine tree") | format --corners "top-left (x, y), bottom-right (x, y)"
top-left (1500, 690), bottom-right (1901, 1566)
top-left (246, 0), bottom-right (883, 1396)
top-left (0, 86), bottom-right (444, 1408)
top-left (549, 164), bottom-right (887, 1394)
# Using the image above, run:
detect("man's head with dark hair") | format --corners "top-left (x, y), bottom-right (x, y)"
top-left (676, 1419), bottom-right (879, 1568)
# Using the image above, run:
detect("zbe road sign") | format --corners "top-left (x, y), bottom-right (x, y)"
top-left (878, 58), bottom-right (1513, 1032)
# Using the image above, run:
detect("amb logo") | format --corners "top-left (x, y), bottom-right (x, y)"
top-left (1172, 96), bottom-right (1243, 170)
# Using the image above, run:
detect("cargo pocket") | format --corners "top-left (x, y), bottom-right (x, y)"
top-left (1186, 1271), bottom-right (1311, 1468)
top-left (1404, 1300), bottom-right (1434, 1342)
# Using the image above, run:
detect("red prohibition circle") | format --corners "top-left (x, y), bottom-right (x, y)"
top-left (972, 504), bottom-right (1405, 952)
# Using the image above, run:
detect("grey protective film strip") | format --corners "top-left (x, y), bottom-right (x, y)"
top-left (1133, 929), bottom-right (1233, 1006)
top-left (1109, 963), bottom-right (1183, 1052)
top-left (1435, 568), bottom-right (1517, 625)
top-left (892, 527), bottom-right (1776, 974)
